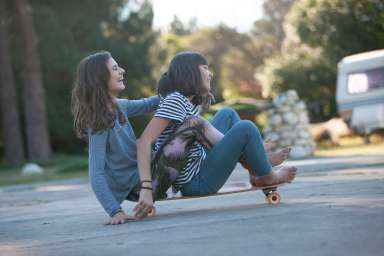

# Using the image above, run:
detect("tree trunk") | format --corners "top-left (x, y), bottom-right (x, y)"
top-left (11, 0), bottom-right (51, 160)
top-left (0, 0), bottom-right (25, 164)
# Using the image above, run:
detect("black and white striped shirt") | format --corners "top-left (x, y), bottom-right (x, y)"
top-left (153, 91), bottom-right (205, 189)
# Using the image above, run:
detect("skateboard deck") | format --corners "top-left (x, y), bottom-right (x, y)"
top-left (145, 182), bottom-right (287, 217)
top-left (163, 182), bottom-right (285, 202)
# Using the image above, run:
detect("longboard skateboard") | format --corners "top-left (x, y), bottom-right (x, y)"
top-left (147, 182), bottom-right (287, 217)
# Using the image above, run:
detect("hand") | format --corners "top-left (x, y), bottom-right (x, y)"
top-left (133, 189), bottom-right (155, 220)
top-left (106, 211), bottom-right (135, 225)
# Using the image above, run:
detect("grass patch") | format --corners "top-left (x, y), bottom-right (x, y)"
top-left (315, 134), bottom-right (384, 157)
top-left (1, 135), bottom-right (382, 187)
top-left (0, 154), bottom-right (88, 187)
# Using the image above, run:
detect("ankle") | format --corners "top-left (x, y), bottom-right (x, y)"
top-left (259, 174), bottom-right (276, 185)
top-left (250, 173), bottom-right (275, 186)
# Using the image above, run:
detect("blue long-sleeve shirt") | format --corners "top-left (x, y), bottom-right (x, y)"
top-left (88, 96), bottom-right (159, 217)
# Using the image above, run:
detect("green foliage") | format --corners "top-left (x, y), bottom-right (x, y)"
top-left (150, 33), bottom-right (190, 85)
top-left (0, 154), bottom-right (88, 186)
top-left (255, 111), bottom-right (268, 131)
top-left (188, 26), bottom-right (248, 101)
top-left (106, 0), bottom-right (158, 98)
top-left (292, 0), bottom-right (384, 63)
top-left (56, 158), bottom-right (88, 174)
top-left (260, 45), bottom-right (336, 121)
top-left (152, 25), bottom-right (265, 102)
top-left (258, 0), bottom-right (384, 121)
top-left (152, 1), bottom-right (298, 104)
top-left (4, 0), bottom-right (380, 161)
top-left (221, 41), bottom-right (263, 99)
top-left (169, 15), bottom-right (197, 36)
top-left (19, 0), bottom-right (158, 153)
top-left (227, 104), bottom-right (259, 113)
top-left (205, 103), bottom-right (267, 130)
top-left (252, 0), bottom-right (296, 56)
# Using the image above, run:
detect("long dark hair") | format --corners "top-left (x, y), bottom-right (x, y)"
top-left (157, 51), bottom-right (213, 109)
top-left (71, 51), bottom-right (125, 138)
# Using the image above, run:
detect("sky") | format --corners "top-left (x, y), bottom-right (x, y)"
top-left (151, 0), bottom-right (264, 32)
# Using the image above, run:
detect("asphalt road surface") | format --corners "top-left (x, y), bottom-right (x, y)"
top-left (0, 155), bottom-right (383, 256)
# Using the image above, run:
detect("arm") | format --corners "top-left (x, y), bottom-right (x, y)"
top-left (135, 117), bottom-right (171, 218)
top-left (89, 131), bottom-right (131, 223)
top-left (201, 119), bottom-right (224, 147)
top-left (119, 96), bottom-right (160, 117)
top-left (134, 92), bottom-right (187, 218)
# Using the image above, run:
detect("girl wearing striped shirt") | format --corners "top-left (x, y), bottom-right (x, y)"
top-left (134, 51), bottom-right (297, 219)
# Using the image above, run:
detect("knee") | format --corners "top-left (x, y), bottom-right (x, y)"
top-left (236, 120), bottom-right (261, 137)
top-left (216, 107), bottom-right (240, 124)
top-left (217, 107), bottom-right (238, 119)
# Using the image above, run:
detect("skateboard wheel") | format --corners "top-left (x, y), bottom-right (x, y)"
top-left (147, 207), bottom-right (156, 217)
top-left (266, 192), bottom-right (281, 205)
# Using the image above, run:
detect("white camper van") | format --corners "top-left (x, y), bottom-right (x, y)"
top-left (336, 49), bottom-right (384, 139)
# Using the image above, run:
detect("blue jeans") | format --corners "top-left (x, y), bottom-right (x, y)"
top-left (180, 108), bottom-right (272, 196)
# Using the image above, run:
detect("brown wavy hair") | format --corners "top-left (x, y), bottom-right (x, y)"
top-left (157, 51), bottom-right (213, 110)
top-left (71, 51), bottom-right (125, 138)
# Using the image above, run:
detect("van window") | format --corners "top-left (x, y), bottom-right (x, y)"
top-left (347, 67), bottom-right (384, 94)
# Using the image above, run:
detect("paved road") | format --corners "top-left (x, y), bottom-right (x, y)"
top-left (0, 155), bottom-right (383, 256)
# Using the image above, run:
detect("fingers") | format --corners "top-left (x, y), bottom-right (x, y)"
top-left (105, 215), bottom-right (137, 225)
top-left (133, 202), bottom-right (141, 212)
top-left (134, 202), bottom-right (154, 219)
top-left (121, 215), bottom-right (136, 223)
top-left (105, 218), bottom-right (125, 225)
top-left (135, 205), bottom-right (151, 219)
top-left (133, 201), bottom-right (148, 213)
top-left (135, 211), bottom-right (147, 219)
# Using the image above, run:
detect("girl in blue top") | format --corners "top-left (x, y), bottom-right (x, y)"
top-left (71, 51), bottom-right (159, 224)
top-left (135, 51), bottom-right (297, 219)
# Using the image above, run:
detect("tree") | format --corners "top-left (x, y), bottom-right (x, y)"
top-left (12, 0), bottom-right (51, 160)
top-left (106, 0), bottom-right (158, 99)
top-left (220, 35), bottom-right (265, 99)
top-left (152, 24), bottom-right (268, 102)
top-left (187, 25), bottom-right (264, 101)
top-left (28, 0), bottom-right (157, 149)
top-left (105, 0), bottom-right (159, 135)
top-left (256, 0), bottom-right (384, 121)
top-left (27, 0), bottom-right (115, 153)
top-left (293, 0), bottom-right (384, 64)
top-left (169, 15), bottom-right (197, 36)
top-left (252, 0), bottom-right (296, 59)
top-left (257, 45), bottom-right (335, 121)
top-left (0, 0), bottom-right (25, 164)
top-left (0, 0), bottom-right (159, 160)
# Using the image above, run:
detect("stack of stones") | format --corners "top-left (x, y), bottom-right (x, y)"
top-left (263, 90), bottom-right (315, 159)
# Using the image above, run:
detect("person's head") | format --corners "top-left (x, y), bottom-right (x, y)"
top-left (71, 50), bottom-right (126, 138)
top-left (157, 51), bottom-right (213, 108)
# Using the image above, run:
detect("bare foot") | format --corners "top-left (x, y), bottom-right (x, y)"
top-left (250, 166), bottom-right (297, 187)
top-left (268, 147), bottom-right (290, 166)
